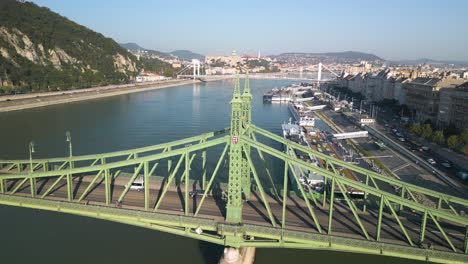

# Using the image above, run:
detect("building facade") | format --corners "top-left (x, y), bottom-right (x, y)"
top-left (404, 77), bottom-right (464, 123)
top-left (437, 82), bottom-right (468, 130)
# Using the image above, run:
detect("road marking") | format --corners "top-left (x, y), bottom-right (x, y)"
top-left (392, 163), bottom-right (411, 172)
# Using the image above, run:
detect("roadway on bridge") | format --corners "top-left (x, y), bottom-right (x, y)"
top-left (3, 172), bottom-right (465, 253)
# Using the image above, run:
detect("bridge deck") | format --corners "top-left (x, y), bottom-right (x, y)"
top-left (1, 171), bottom-right (465, 254)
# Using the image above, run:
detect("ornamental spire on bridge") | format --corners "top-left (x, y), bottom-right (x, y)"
top-left (226, 72), bottom-right (245, 224)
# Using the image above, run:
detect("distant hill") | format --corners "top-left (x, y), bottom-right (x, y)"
top-left (170, 50), bottom-right (204, 61)
top-left (390, 58), bottom-right (468, 67)
top-left (322, 51), bottom-right (383, 61)
top-left (119, 42), bottom-right (172, 60)
top-left (120, 42), bottom-right (146, 51)
top-left (0, 0), bottom-right (141, 93)
top-left (273, 51), bottom-right (384, 64)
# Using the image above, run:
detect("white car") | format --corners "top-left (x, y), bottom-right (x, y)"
top-left (427, 158), bottom-right (436, 165)
top-left (398, 137), bottom-right (405, 142)
top-left (125, 176), bottom-right (144, 191)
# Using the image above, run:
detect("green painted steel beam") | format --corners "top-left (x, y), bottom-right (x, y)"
top-left (0, 136), bottom-right (229, 181)
top-left (429, 211), bottom-right (457, 252)
top-left (243, 144), bottom-right (276, 227)
top-left (154, 154), bottom-right (185, 212)
top-left (41, 175), bottom-right (66, 198)
top-left (250, 125), bottom-right (468, 208)
top-left (226, 74), bottom-right (244, 224)
top-left (336, 180), bottom-right (369, 240)
top-left (184, 150), bottom-right (190, 216)
top-left (77, 170), bottom-right (104, 202)
top-left (194, 143), bottom-right (228, 217)
top-left (117, 162), bottom-right (144, 203)
top-left (376, 195), bottom-right (384, 241)
top-left (383, 196), bottom-right (414, 247)
top-left (241, 136), bottom-right (468, 226)
top-left (328, 177), bottom-right (335, 235)
top-left (287, 159), bottom-right (322, 233)
top-left (281, 160), bottom-right (288, 229)
top-left (0, 193), bottom-right (466, 263)
top-left (66, 174), bottom-right (73, 201)
top-left (419, 209), bottom-right (428, 245)
top-left (0, 129), bottom-right (229, 165)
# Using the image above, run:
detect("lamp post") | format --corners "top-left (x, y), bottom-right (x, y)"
top-left (66, 131), bottom-right (73, 158)
top-left (66, 131), bottom-right (74, 170)
top-left (29, 141), bottom-right (35, 173)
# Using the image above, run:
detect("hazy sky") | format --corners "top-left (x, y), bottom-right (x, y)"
top-left (31, 0), bottom-right (468, 61)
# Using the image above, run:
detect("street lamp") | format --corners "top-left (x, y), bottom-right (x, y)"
top-left (29, 141), bottom-right (35, 173)
top-left (66, 131), bottom-right (73, 157)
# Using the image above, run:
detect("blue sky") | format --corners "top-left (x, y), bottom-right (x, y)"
top-left (31, 0), bottom-right (468, 61)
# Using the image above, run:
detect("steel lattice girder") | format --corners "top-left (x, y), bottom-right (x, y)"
top-left (240, 135), bottom-right (468, 226)
top-left (0, 194), bottom-right (466, 264)
top-left (0, 136), bottom-right (229, 181)
top-left (250, 125), bottom-right (468, 209)
top-left (0, 128), bottom-right (230, 169)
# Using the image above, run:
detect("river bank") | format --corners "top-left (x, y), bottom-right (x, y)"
top-left (0, 77), bottom-right (230, 113)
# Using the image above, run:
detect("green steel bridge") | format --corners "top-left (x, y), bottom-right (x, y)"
top-left (0, 75), bottom-right (467, 263)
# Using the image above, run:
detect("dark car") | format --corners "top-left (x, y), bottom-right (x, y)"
top-left (457, 171), bottom-right (468, 181)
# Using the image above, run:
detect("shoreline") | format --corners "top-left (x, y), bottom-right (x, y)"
top-left (0, 77), bottom-right (230, 113)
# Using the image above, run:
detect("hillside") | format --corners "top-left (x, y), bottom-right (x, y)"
top-left (119, 42), bottom-right (173, 60)
top-left (389, 58), bottom-right (468, 67)
top-left (0, 0), bottom-right (141, 94)
top-left (273, 51), bottom-right (383, 65)
top-left (170, 50), bottom-right (204, 61)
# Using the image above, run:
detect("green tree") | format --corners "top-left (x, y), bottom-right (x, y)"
top-left (461, 128), bottom-right (468, 145)
top-left (447, 135), bottom-right (460, 150)
top-left (410, 123), bottom-right (422, 135)
top-left (464, 144), bottom-right (468, 156)
top-left (421, 124), bottom-right (433, 139)
top-left (431, 130), bottom-right (445, 145)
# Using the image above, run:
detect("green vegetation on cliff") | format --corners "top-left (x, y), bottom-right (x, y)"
top-left (0, 0), bottom-right (141, 94)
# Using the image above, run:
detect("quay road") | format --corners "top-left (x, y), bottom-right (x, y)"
top-left (2, 171), bottom-right (466, 253)
top-left (0, 77), bottom-right (230, 113)
top-left (319, 108), bottom-right (467, 198)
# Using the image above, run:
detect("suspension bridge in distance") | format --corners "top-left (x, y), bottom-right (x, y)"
top-left (0, 74), bottom-right (467, 263)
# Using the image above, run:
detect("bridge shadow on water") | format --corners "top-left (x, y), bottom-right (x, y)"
top-left (198, 240), bottom-right (224, 264)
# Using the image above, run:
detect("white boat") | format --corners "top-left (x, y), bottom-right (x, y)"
top-left (288, 102), bottom-right (315, 127)
top-left (282, 121), bottom-right (324, 191)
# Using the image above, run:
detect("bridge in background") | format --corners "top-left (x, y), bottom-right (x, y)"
top-left (178, 62), bottom-right (341, 83)
top-left (0, 74), bottom-right (467, 263)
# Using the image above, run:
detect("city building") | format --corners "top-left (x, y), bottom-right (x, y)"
top-left (136, 72), bottom-right (166, 82)
top-left (348, 73), bottom-right (367, 94)
top-left (404, 77), bottom-right (465, 123)
top-left (437, 82), bottom-right (468, 130)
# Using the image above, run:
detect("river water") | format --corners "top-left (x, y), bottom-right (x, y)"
top-left (0, 79), bottom-right (423, 264)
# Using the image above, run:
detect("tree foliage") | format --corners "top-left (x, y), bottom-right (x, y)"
top-left (410, 123), bottom-right (422, 135)
top-left (421, 124), bottom-right (433, 139)
top-left (431, 130), bottom-right (445, 145)
top-left (447, 135), bottom-right (460, 150)
top-left (0, 0), bottom-right (144, 94)
top-left (461, 128), bottom-right (468, 145)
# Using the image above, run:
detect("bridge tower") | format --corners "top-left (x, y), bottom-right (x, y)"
top-left (226, 73), bottom-right (245, 224)
top-left (192, 59), bottom-right (201, 80)
top-left (317, 62), bottom-right (322, 85)
top-left (241, 71), bottom-right (252, 200)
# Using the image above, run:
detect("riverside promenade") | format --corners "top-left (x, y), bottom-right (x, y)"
top-left (0, 77), bottom-right (229, 113)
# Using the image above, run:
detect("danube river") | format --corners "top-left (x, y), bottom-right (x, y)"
top-left (0, 79), bottom-right (424, 264)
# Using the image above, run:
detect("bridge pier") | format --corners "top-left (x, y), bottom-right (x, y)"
top-left (219, 247), bottom-right (256, 264)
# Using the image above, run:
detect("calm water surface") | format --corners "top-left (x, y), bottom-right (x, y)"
top-left (0, 80), bottom-right (424, 263)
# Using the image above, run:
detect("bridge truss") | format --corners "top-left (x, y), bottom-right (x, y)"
top-left (0, 75), bottom-right (467, 263)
